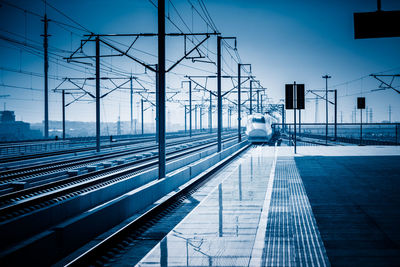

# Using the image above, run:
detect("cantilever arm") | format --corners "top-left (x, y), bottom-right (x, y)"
top-left (166, 35), bottom-right (210, 72)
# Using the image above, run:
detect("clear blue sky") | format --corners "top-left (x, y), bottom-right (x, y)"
top-left (0, 0), bottom-right (400, 128)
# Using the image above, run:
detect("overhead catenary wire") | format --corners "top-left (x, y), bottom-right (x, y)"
top-left (1, 0), bottom-right (263, 124)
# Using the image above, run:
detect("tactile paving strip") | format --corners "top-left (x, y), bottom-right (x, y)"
top-left (262, 158), bottom-right (330, 267)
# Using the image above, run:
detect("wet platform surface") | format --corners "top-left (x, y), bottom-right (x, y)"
top-left (134, 145), bottom-right (400, 266)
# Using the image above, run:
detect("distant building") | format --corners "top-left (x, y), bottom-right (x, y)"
top-left (0, 110), bottom-right (42, 141)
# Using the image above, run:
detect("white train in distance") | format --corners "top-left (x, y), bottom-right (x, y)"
top-left (245, 113), bottom-right (278, 143)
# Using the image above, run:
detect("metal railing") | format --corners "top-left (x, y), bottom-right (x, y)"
top-left (273, 123), bottom-right (400, 145)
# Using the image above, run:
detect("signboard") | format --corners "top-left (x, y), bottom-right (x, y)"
top-left (285, 84), bottom-right (294, 109)
top-left (354, 11), bottom-right (400, 39)
top-left (285, 84), bottom-right (305, 110)
top-left (357, 97), bottom-right (365, 109)
top-left (296, 84), bottom-right (305, 109)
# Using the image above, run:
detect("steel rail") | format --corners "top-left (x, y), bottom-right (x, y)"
top-left (0, 135), bottom-right (238, 222)
top-left (0, 132), bottom-right (226, 184)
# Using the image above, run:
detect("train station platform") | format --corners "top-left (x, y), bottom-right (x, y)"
top-left (133, 145), bottom-right (400, 266)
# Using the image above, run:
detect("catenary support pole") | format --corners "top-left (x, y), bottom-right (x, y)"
top-left (95, 36), bottom-right (100, 152)
top-left (62, 90), bottom-right (65, 139)
top-left (250, 80), bottom-right (253, 115)
top-left (282, 104), bottom-right (285, 132)
top-left (43, 14), bottom-right (49, 138)
top-left (155, 65), bottom-right (159, 141)
top-left (195, 104), bottom-right (197, 131)
top-left (189, 81), bottom-right (192, 137)
top-left (141, 98), bottom-right (144, 135)
top-left (130, 77), bottom-right (133, 135)
top-left (209, 91), bottom-right (212, 133)
top-left (217, 36), bottom-right (222, 152)
top-left (200, 106), bottom-right (202, 131)
top-left (157, 0), bottom-right (166, 179)
top-left (184, 105), bottom-right (187, 133)
top-left (322, 74), bottom-right (331, 144)
top-left (334, 89), bottom-right (337, 140)
top-left (238, 64), bottom-right (242, 142)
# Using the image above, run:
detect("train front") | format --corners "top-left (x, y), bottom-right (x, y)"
top-left (245, 114), bottom-right (273, 143)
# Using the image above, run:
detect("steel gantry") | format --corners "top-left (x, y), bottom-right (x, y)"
top-left (307, 89), bottom-right (338, 140)
top-left (65, 3), bottom-right (220, 178)
top-left (186, 72), bottom-right (254, 150)
top-left (53, 77), bottom-right (135, 141)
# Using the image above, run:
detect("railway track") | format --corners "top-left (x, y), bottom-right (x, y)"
top-left (65, 143), bottom-right (251, 266)
top-left (0, 133), bottom-right (228, 186)
top-left (0, 131), bottom-right (214, 165)
top-left (0, 136), bottom-right (156, 164)
top-left (0, 135), bottom-right (238, 223)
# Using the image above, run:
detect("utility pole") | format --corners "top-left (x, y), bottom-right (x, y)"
top-left (257, 90), bottom-right (260, 113)
top-left (315, 97), bottom-right (318, 123)
top-left (260, 93), bottom-right (263, 114)
top-left (95, 35), bottom-right (100, 152)
top-left (389, 105), bottom-right (392, 123)
top-left (62, 90), bottom-right (65, 139)
top-left (130, 76), bottom-right (133, 135)
top-left (322, 74), bottom-right (331, 144)
top-left (42, 14), bottom-right (49, 138)
top-left (217, 36), bottom-right (222, 152)
top-left (158, 0), bottom-right (166, 179)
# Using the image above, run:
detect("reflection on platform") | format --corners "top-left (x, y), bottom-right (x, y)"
top-left (138, 147), bottom-right (274, 266)
top-left (136, 145), bottom-right (400, 266)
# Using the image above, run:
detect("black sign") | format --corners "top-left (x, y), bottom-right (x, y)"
top-left (285, 84), bottom-right (294, 109)
top-left (285, 84), bottom-right (305, 110)
top-left (354, 11), bottom-right (400, 39)
top-left (357, 97), bottom-right (365, 109)
top-left (296, 84), bottom-right (305, 110)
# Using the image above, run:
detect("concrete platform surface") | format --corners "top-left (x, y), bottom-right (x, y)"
top-left (128, 145), bottom-right (400, 267)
